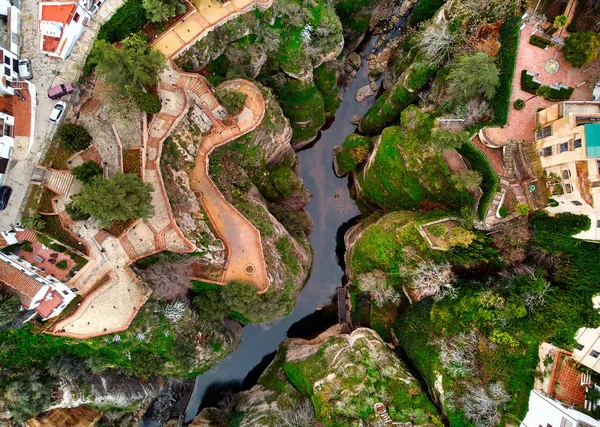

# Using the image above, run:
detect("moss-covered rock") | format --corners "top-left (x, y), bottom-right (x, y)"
top-left (333, 133), bottom-right (373, 176)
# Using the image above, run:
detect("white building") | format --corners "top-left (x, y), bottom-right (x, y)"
top-left (0, 0), bottom-right (21, 56)
top-left (520, 390), bottom-right (600, 427)
top-left (0, 251), bottom-right (76, 320)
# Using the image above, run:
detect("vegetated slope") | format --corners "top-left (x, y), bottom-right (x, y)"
top-left (175, 0), bottom-right (344, 146)
top-left (191, 326), bottom-right (443, 426)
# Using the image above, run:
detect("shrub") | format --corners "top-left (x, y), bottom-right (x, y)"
top-left (21, 213), bottom-right (46, 231)
top-left (97, 0), bottom-right (149, 43)
top-left (49, 243), bottom-right (66, 253)
top-left (216, 89), bottom-right (248, 115)
top-left (546, 85), bottom-right (574, 100)
top-left (408, 0), bottom-right (445, 26)
top-left (548, 198), bottom-right (559, 207)
top-left (515, 204), bottom-right (530, 216)
top-left (126, 86), bottom-right (162, 114)
top-left (428, 223), bottom-right (447, 238)
top-left (70, 161), bottom-right (102, 184)
top-left (335, 134), bottom-right (372, 175)
top-left (513, 99), bottom-right (525, 110)
top-left (21, 241), bottom-right (33, 252)
top-left (563, 32), bottom-right (600, 67)
top-left (520, 70), bottom-right (541, 94)
top-left (529, 35), bottom-right (551, 49)
top-left (142, 0), bottom-right (185, 23)
top-left (554, 14), bottom-right (568, 28)
top-left (456, 142), bottom-right (500, 220)
top-left (489, 17), bottom-right (520, 126)
top-left (499, 206), bottom-right (509, 218)
top-left (56, 124), bottom-right (93, 153)
top-left (55, 260), bottom-right (68, 270)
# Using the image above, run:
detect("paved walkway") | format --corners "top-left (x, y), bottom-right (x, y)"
top-left (152, 0), bottom-right (272, 58)
top-left (481, 23), bottom-right (596, 146)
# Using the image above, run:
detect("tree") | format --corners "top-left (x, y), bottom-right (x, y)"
top-left (72, 173), bottom-right (154, 227)
top-left (215, 89), bottom-right (248, 115)
top-left (429, 130), bottom-right (470, 151)
top-left (563, 32), bottom-right (600, 67)
top-left (447, 226), bottom-right (476, 248)
top-left (357, 270), bottom-right (402, 307)
top-left (554, 14), bottom-right (568, 28)
top-left (126, 86), bottom-right (162, 114)
top-left (89, 34), bottom-right (166, 95)
top-left (142, 0), bottom-right (185, 22)
top-left (65, 202), bottom-right (91, 221)
top-left (447, 52), bottom-right (500, 105)
top-left (5, 372), bottom-right (54, 421)
top-left (459, 382), bottom-right (510, 427)
top-left (70, 160), bottom-right (103, 184)
top-left (453, 170), bottom-right (482, 191)
top-left (56, 123), bottom-right (93, 153)
top-left (515, 203), bottom-right (530, 216)
top-left (21, 213), bottom-right (46, 231)
top-left (410, 261), bottom-right (456, 301)
top-left (0, 293), bottom-right (20, 324)
top-left (55, 260), bottom-right (68, 270)
top-left (418, 24), bottom-right (454, 66)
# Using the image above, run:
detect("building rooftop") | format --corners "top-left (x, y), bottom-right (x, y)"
top-left (36, 288), bottom-right (64, 318)
top-left (40, 3), bottom-right (77, 24)
top-left (0, 257), bottom-right (43, 307)
top-left (585, 124), bottom-right (600, 158)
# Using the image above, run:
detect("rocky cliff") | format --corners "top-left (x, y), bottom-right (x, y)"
top-left (191, 326), bottom-right (442, 426)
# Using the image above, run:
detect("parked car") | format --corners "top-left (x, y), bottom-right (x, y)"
top-left (48, 82), bottom-right (74, 100)
top-left (18, 59), bottom-right (32, 80)
top-left (0, 186), bottom-right (12, 210)
top-left (49, 101), bottom-right (66, 124)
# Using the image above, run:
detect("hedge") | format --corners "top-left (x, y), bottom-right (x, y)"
top-left (457, 141), bottom-right (500, 220)
top-left (529, 35), bottom-right (552, 49)
top-left (490, 17), bottom-right (521, 126)
top-left (547, 85), bottom-right (574, 100)
top-left (97, 0), bottom-right (149, 43)
top-left (520, 70), bottom-right (541, 94)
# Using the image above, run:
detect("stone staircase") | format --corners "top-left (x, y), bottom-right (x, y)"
top-left (119, 235), bottom-right (139, 261)
top-left (45, 170), bottom-right (74, 196)
top-left (19, 229), bottom-right (38, 243)
top-left (80, 145), bottom-right (103, 166)
top-left (502, 141), bottom-right (519, 180)
top-left (58, 211), bottom-right (74, 230)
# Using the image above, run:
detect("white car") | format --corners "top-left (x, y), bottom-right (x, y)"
top-left (49, 101), bottom-right (66, 124)
top-left (18, 59), bottom-right (32, 80)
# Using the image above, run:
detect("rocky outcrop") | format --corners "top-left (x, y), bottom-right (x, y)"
top-left (26, 407), bottom-right (103, 427)
top-left (191, 326), bottom-right (440, 426)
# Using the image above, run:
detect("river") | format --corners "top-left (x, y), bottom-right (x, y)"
top-left (184, 34), bottom-right (384, 422)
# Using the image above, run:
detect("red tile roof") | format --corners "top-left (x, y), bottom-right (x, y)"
top-left (35, 288), bottom-right (63, 318)
top-left (0, 258), bottom-right (43, 307)
top-left (41, 3), bottom-right (77, 24)
top-left (43, 35), bottom-right (61, 54)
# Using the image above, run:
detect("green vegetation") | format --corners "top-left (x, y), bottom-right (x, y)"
top-left (97, 0), bottom-right (149, 43)
top-left (360, 85), bottom-right (417, 135)
top-left (313, 61), bottom-right (340, 117)
top-left (22, 213), bottom-right (46, 231)
top-left (357, 111), bottom-right (471, 212)
top-left (428, 223), bottom-right (447, 238)
top-left (71, 173), bottom-right (154, 228)
top-left (142, 0), bottom-right (185, 23)
top-left (453, 170), bottom-right (482, 191)
top-left (216, 89), bottom-right (248, 115)
top-left (126, 86), bottom-right (162, 114)
top-left (429, 130), bottom-right (470, 151)
top-left (408, 0), bottom-right (445, 26)
top-left (563, 31), bottom-right (599, 67)
top-left (56, 123), bottom-right (93, 153)
top-left (406, 61), bottom-right (437, 92)
top-left (70, 161), bottom-right (103, 185)
top-left (499, 205), bottom-right (509, 218)
top-left (447, 52), bottom-right (500, 105)
top-left (55, 260), bottom-right (68, 270)
top-left (515, 203), bottom-right (530, 216)
top-left (0, 293), bottom-right (20, 324)
top-left (88, 34), bottom-right (166, 95)
top-left (334, 134), bottom-right (372, 175)
top-left (513, 99), bottom-right (525, 110)
top-left (529, 34), bottom-right (552, 49)
top-left (456, 141), bottom-right (500, 220)
top-left (521, 69), bottom-right (541, 94)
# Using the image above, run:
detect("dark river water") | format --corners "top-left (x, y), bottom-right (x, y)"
top-left (183, 35), bottom-right (382, 422)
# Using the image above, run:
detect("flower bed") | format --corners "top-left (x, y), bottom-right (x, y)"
top-left (39, 215), bottom-right (89, 256)
top-left (38, 188), bottom-right (59, 214)
top-left (122, 149), bottom-right (142, 176)
top-left (104, 218), bottom-right (136, 237)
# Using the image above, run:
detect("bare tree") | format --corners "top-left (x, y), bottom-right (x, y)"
top-left (464, 98), bottom-right (493, 126)
top-left (275, 399), bottom-right (316, 427)
top-left (434, 331), bottom-right (479, 376)
top-left (459, 382), bottom-right (510, 427)
top-left (418, 25), bottom-right (455, 66)
top-left (357, 270), bottom-right (402, 307)
top-left (410, 261), bottom-right (456, 301)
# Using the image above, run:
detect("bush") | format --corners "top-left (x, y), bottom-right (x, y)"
top-left (546, 85), bottom-right (574, 100)
top-left (499, 206), bottom-right (509, 218)
top-left (56, 124), bottom-right (93, 153)
top-left (490, 17), bottom-right (520, 126)
top-left (428, 223), bottom-right (447, 238)
top-left (21, 241), bottom-right (33, 252)
top-left (408, 0), bottom-right (445, 26)
top-left (70, 161), bottom-right (102, 184)
top-left (529, 35), bottom-right (551, 49)
top-left (456, 142), bottom-right (500, 220)
top-left (548, 198), bottom-right (559, 207)
top-left (49, 243), bottom-right (66, 253)
top-left (521, 70), bottom-right (541, 94)
top-left (563, 31), bottom-right (599, 67)
top-left (126, 86), bottom-right (162, 114)
top-left (513, 99), bottom-right (525, 110)
top-left (97, 0), bottom-right (149, 43)
top-left (55, 260), bottom-right (68, 270)
top-left (216, 89), bottom-right (248, 115)
top-left (515, 204), bottom-right (530, 216)
top-left (335, 134), bottom-right (372, 175)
